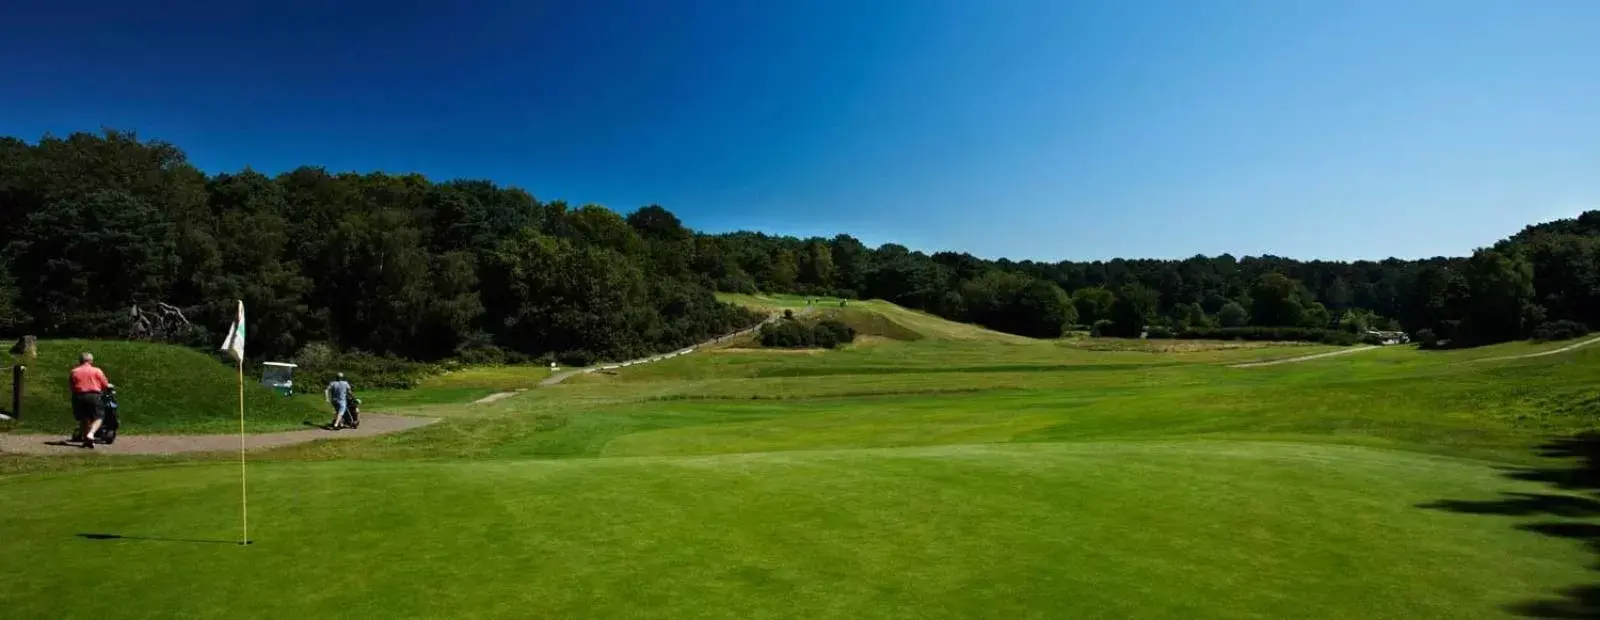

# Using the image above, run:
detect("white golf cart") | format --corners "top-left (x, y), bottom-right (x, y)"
top-left (261, 361), bottom-right (298, 397)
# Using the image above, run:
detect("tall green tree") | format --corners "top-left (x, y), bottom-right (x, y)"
top-left (1072, 287), bottom-right (1116, 325)
top-left (1249, 273), bottom-right (1307, 327)
top-left (9, 190), bottom-right (178, 331)
top-left (1217, 301), bottom-right (1250, 327)
top-left (1459, 249), bottom-right (1536, 344)
top-left (1109, 284), bottom-right (1160, 337)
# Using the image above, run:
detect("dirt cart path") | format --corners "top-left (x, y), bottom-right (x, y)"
top-left (1229, 346), bottom-right (1379, 369)
top-left (1469, 335), bottom-right (1600, 363)
top-left (538, 310), bottom-right (803, 387)
top-left (0, 414), bottom-right (438, 456)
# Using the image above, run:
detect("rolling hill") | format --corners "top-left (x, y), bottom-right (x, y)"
top-left (0, 339), bottom-right (328, 434)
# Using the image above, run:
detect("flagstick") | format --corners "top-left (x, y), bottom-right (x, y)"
top-left (238, 355), bottom-right (249, 546)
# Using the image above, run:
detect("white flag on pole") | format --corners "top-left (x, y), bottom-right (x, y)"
top-left (221, 300), bottom-right (245, 362)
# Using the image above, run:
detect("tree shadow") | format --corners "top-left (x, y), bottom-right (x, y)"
top-left (1421, 432), bottom-right (1600, 618)
top-left (77, 533), bottom-right (246, 545)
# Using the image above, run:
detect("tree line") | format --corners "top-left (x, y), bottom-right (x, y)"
top-left (1, 130), bottom-right (1594, 363)
top-left (693, 215), bottom-right (1599, 347)
top-left (0, 130), bottom-right (761, 365)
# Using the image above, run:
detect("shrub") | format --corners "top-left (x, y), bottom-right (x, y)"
top-left (816, 319), bottom-right (856, 345)
top-left (557, 349), bottom-right (596, 367)
top-left (758, 319), bottom-right (856, 349)
top-left (1146, 326), bottom-right (1174, 339)
top-left (759, 321), bottom-right (811, 348)
top-left (293, 346), bottom-right (441, 390)
top-left (454, 344), bottom-right (508, 366)
top-left (1414, 328), bottom-right (1438, 348)
top-left (1090, 320), bottom-right (1115, 337)
top-left (1531, 320), bottom-right (1590, 342)
top-left (812, 324), bottom-right (840, 349)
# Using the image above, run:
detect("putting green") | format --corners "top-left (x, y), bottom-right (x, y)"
top-left (0, 441), bottom-right (1587, 619)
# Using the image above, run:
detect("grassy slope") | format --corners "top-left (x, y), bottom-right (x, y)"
top-left (6, 313), bottom-right (1600, 618)
top-left (717, 293), bottom-right (1032, 342)
top-left (0, 339), bottom-right (325, 435)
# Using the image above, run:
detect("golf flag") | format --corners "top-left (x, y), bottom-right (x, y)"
top-left (220, 299), bottom-right (250, 545)
top-left (221, 301), bottom-right (245, 362)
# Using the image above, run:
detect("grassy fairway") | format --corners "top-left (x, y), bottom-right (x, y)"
top-left (5, 302), bottom-right (1600, 618)
top-left (3, 442), bottom-right (1591, 619)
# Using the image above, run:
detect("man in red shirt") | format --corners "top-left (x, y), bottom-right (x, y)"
top-left (69, 352), bottom-right (111, 449)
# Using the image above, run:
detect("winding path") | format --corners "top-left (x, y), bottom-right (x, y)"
top-left (537, 311), bottom-right (796, 387)
top-left (1468, 335), bottom-right (1600, 363)
top-left (1229, 334), bottom-right (1600, 369)
top-left (0, 414), bottom-right (438, 456)
top-left (1228, 346), bottom-right (1379, 369)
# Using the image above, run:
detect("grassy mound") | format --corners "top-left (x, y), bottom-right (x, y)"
top-left (0, 339), bottom-right (327, 434)
top-left (718, 293), bottom-right (1030, 343)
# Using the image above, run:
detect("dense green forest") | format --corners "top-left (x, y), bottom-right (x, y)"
top-left (0, 130), bottom-right (1594, 363)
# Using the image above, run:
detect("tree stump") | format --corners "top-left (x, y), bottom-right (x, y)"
top-left (9, 335), bottom-right (36, 360)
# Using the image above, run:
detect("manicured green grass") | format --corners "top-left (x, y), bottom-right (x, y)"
top-left (0, 339), bottom-right (326, 435)
top-left (358, 364), bottom-right (576, 410)
top-left (1, 441), bottom-right (1591, 619)
top-left (7, 299), bottom-right (1600, 618)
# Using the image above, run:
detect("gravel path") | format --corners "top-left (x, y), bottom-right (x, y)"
top-left (472, 390), bottom-right (525, 404)
top-left (539, 310), bottom-right (801, 387)
top-left (1468, 335), bottom-right (1600, 363)
top-left (0, 414), bottom-right (438, 456)
top-left (1229, 346), bottom-right (1379, 369)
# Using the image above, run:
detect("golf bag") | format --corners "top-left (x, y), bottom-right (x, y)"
top-left (100, 387), bottom-right (120, 444)
top-left (332, 396), bottom-right (361, 429)
top-left (70, 385), bottom-right (120, 445)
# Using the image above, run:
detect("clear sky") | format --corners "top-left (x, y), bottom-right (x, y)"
top-left (2, 0), bottom-right (1597, 261)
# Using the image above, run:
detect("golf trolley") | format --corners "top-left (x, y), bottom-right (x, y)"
top-left (70, 385), bottom-right (121, 445)
top-left (331, 396), bottom-right (361, 430)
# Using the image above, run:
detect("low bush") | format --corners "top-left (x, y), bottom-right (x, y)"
top-left (557, 350), bottom-right (597, 368)
top-left (1090, 320), bottom-right (1114, 337)
top-left (292, 343), bottom-right (442, 390)
top-left (759, 318), bottom-right (857, 349)
top-left (1531, 320), bottom-right (1591, 342)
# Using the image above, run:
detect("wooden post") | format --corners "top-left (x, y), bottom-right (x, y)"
top-left (12, 364), bottom-right (23, 419)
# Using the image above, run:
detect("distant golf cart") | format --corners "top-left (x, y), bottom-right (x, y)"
top-left (262, 361), bottom-right (298, 397)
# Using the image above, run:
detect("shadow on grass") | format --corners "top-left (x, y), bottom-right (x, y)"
top-left (1422, 432), bottom-right (1600, 618)
top-left (78, 533), bottom-right (245, 545)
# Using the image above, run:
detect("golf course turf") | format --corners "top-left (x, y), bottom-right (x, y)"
top-left (4, 299), bottom-right (1600, 618)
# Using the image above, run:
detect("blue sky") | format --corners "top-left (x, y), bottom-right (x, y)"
top-left (2, 0), bottom-right (1597, 261)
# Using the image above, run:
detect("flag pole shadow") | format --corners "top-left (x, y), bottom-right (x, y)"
top-left (77, 533), bottom-right (248, 545)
